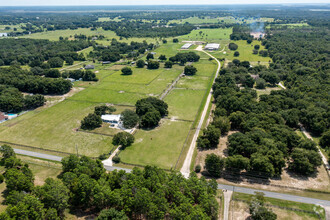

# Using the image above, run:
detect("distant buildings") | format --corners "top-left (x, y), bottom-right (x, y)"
top-left (181, 43), bottom-right (193, 49)
top-left (204, 43), bottom-right (220, 50)
top-left (0, 33), bottom-right (8, 37)
top-left (85, 65), bottom-right (95, 69)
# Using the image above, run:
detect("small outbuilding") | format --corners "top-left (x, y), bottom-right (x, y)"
top-left (205, 43), bottom-right (220, 50)
top-left (0, 33), bottom-right (8, 37)
top-left (85, 65), bottom-right (95, 69)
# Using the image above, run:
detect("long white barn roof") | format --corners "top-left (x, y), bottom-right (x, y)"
top-left (101, 114), bottom-right (121, 121)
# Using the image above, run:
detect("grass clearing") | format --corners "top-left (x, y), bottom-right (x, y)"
top-left (165, 89), bottom-right (206, 121)
top-left (176, 75), bottom-right (211, 90)
top-left (119, 120), bottom-right (192, 170)
top-left (214, 40), bottom-right (271, 63)
top-left (177, 28), bottom-right (232, 41)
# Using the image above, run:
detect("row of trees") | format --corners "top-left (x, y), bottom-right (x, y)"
top-left (0, 66), bottom-right (72, 95)
top-left (0, 145), bottom-right (219, 219)
top-left (0, 38), bottom-right (89, 66)
top-left (0, 85), bottom-right (45, 112)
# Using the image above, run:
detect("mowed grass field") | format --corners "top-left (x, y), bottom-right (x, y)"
top-left (177, 28), bottom-right (232, 42)
top-left (0, 45), bottom-right (188, 159)
top-left (119, 120), bottom-right (192, 170)
top-left (213, 40), bottom-right (271, 64)
top-left (20, 27), bottom-right (159, 43)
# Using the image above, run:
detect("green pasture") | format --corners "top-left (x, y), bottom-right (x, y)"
top-left (176, 75), bottom-right (211, 90)
top-left (0, 100), bottom-right (116, 157)
top-left (213, 40), bottom-right (271, 63)
top-left (177, 28), bottom-right (232, 41)
top-left (119, 120), bottom-right (192, 170)
top-left (20, 27), bottom-right (159, 43)
top-left (0, 24), bottom-right (24, 33)
top-left (165, 89), bottom-right (206, 121)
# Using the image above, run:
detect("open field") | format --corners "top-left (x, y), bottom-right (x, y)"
top-left (177, 28), bottom-right (232, 42)
top-left (20, 27), bottom-right (159, 43)
top-left (165, 89), bottom-right (206, 121)
top-left (213, 40), bottom-right (271, 63)
top-left (119, 120), bottom-right (192, 170)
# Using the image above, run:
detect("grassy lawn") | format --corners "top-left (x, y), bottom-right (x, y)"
top-left (177, 28), bottom-right (232, 42)
top-left (165, 89), bottom-right (206, 121)
top-left (20, 27), bottom-right (159, 43)
top-left (0, 100), bottom-right (115, 157)
top-left (176, 75), bottom-right (211, 90)
top-left (119, 120), bottom-right (192, 170)
top-left (214, 40), bottom-right (271, 63)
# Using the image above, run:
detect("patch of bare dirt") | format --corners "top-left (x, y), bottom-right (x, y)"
top-left (229, 201), bottom-right (250, 220)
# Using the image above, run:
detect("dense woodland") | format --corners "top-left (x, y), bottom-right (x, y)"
top-left (202, 27), bottom-right (329, 178)
top-left (0, 145), bottom-right (219, 220)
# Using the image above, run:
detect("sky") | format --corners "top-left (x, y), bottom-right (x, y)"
top-left (0, 0), bottom-right (329, 6)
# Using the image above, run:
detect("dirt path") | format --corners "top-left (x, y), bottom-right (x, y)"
top-left (223, 190), bottom-right (233, 220)
top-left (60, 61), bottom-right (88, 71)
top-left (102, 128), bottom-right (136, 167)
top-left (159, 72), bottom-right (184, 100)
top-left (180, 45), bottom-right (221, 178)
top-left (299, 124), bottom-right (330, 173)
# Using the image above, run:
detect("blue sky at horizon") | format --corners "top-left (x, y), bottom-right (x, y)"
top-left (0, 0), bottom-right (329, 6)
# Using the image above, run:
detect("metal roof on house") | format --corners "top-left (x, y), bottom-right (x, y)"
top-left (101, 114), bottom-right (121, 122)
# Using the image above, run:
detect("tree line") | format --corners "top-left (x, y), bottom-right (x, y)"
top-left (0, 145), bottom-right (219, 219)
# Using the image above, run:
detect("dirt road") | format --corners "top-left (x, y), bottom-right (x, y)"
top-left (180, 45), bottom-right (221, 178)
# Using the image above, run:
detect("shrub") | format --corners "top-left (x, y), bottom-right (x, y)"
top-left (228, 43), bottom-right (238, 50)
top-left (120, 109), bottom-right (139, 129)
top-left (164, 61), bottom-right (173, 68)
top-left (121, 67), bottom-right (133, 75)
top-left (195, 165), bottom-right (201, 173)
top-left (112, 156), bottom-right (121, 164)
top-left (184, 65), bottom-right (197, 76)
top-left (0, 174), bottom-right (4, 183)
top-left (234, 51), bottom-right (240, 57)
top-left (112, 132), bottom-right (135, 147)
top-left (136, 59), bottom-right (145, 68)
top-left (81, 113), bottom-right (102, 130)
top-left (98, 154), bottom-right (108, 160)
top-left (147, 61), bottom-right (160, 69)
top-left (173, 38), bottom-right (179, 43)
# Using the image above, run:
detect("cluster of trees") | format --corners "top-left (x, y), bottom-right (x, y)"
top-left (89, 39), bottom-right (153, 62)
top-left (0, 38), bottom-right (89, 66)
top-left (0, 145), bottom-right (220, 219)
top-left (101, 21), bottom-right (195, 38)
top-left (81, 105), bottom-right (116, 130)
top-left (135, 97), bottom-right (168, 128)
top-left (62, 69), bottom-right (98, 81)
top-left (202, 57), bottom-right (324, 177)
top-left (169, 52), bottom-right (200, 65)
top-left (230, 25), bottom-right (254, 41)
top-left (0, 85), bottom-right (46, 112)
top-left (249, 193), bottom-right (277, 220)
top-left (0, 145), bottom-right (62, 219)
top-left (0, 66), bottom-right (72, 95)
top-left (184, 65), bottom-right (198, 75)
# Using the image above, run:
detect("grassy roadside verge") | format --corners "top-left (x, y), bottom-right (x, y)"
top-left (232, 192), bottom-right (325, 220)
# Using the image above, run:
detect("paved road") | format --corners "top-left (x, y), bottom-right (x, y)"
top-left (180, 46), bottom-right (221, 178)
top-left (13, 148), bottom-right (131, 173)
top-left (12, 148), bottom-right (330, 207)
top-left (14, 149), bottom-right (63, 162)
top-left (217, 184), bottom-right (330, 206)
